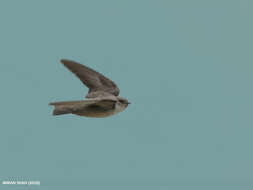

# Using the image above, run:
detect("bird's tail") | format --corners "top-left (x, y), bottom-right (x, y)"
top-left (49, 102), bottom-right (75, 116)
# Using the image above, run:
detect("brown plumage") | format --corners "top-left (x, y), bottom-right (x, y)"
top-left (49, 59), bottom-right (130, 118)
top-left (61, 59), bottom-right (120, 98)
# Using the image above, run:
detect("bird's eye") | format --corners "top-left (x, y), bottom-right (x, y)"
top-left (119, 100), bottom-right (127, 104)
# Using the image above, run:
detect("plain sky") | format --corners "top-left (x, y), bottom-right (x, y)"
top-left (0, 0), bottom-right (252, 190)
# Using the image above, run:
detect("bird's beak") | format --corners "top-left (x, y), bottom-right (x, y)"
top-left (127, 102), bottom-right (131, 104)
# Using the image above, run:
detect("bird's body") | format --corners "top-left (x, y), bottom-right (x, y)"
top-left (74, 100), bottom-right (127, 118)
top-left (49, 59), bottom-right (130, 118)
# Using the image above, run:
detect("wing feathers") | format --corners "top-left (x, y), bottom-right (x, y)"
top-left (60, 59), bottom-right (120, 97)
top-left (49, 99), bottom-right (116, 109)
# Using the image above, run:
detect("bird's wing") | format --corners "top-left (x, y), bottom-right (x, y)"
top-left (49, 98), bottom-right (116, 110)
top-left (60, 59), bottom-right (120, 97)
top-left (49, 99), bottom-right (97, 106)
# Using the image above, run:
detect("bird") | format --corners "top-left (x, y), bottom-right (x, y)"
top-left (49, 59), bottom-right (130, 118)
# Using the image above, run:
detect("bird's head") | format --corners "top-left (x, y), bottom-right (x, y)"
top-left (117, 96), bottom-right (131, 108)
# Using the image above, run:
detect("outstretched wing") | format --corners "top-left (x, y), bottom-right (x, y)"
top-left (49, 98), bottom-right (116, 115)
top-left (49, 98), bottom-right (115, 108)
top-left (61, 59), bottom-right (120, 97)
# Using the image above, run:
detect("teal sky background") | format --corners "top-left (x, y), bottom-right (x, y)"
top-left (0, 0), bottom-right (253, 189)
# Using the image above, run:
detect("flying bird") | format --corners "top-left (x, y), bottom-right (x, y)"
top-left (49, 59), bottom-right (130, 118)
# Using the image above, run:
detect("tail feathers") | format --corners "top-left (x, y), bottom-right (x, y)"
top-left (49, 102), bottom-right (75, 116)
top-left (52, 106), bottom-right (73, 115)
